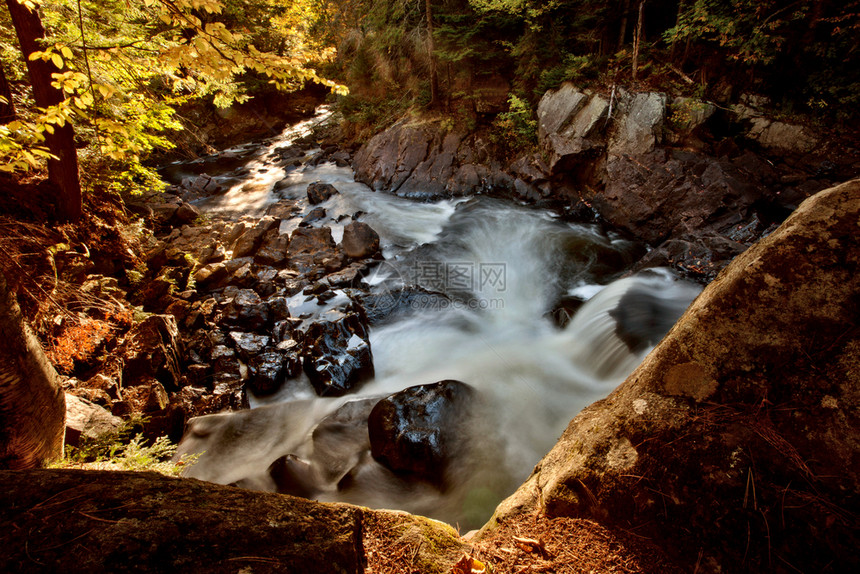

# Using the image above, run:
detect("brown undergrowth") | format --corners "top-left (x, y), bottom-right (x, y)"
top-left (363, 510), bottom-right (685, 574)
top-left (0, 180), bottom-right (142, 378)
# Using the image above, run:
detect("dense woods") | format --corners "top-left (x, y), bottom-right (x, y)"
top-left (2, 0), bottom-right (859, 210)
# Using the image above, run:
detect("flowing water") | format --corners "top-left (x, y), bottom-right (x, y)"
top-left (172, 109), bottom-right (702, 528)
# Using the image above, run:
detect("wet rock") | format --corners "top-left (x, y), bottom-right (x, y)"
top-left (267, 296), bottom-right (291, 323)
top-left (547, 295), bottom-right (586, 328)
top-left (247, 349), bottom-right (302, 396)
top-left (288, 227), bottom-right (347, 276)
top-left (228, 331), bottom-right (270, 360)
top-left (487, 180), bottom-right (860, 573)
top-left (324, 262), bottom-right (368, 288)
top-left (300, 207), bottom-right (327, 226)
top-left (329, 150), bottom-right (351, 167)
top-left (119, 315), bottom-right (183, 391)
top-left (219, 288), bottom-right (269, 331)
top-left (211, 345), bottom-right (240, 379)
top-left (307, 182), bottom-right (339, 204)
top-left (632, 233), bottom-right (748, 280)
top-left (368, 380), bottom-right (477, 485)
top-left (357, 286), bottom-right (451, 326)
top-left (265, 199), bottom-right (301, 219)
top-left (353, 123), bottom-right (434, 193)
top-left (341, 222), bottom-right (380, 259)
top-left (300, 306), bottom-right (374, 397)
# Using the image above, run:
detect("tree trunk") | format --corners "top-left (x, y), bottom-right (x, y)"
top-left (0, 272), bottom-right (66, 469)
top-left (5, 0), bottom-right (82, 222)
top-left (618, 0), bottom-right (632, 49)
top-left (425, 0), bottom-right (439, 108)
top-left (0, 62), bottom-right (15, 124)
top-left (631, 1), bottom-right (646, 81)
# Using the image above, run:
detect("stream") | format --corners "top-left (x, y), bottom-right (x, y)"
top-left (169, 108), bottom-right (701, 529)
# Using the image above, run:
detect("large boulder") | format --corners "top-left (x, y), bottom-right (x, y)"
top-left (0, 469), bottom-right (365, 573)
top-left (484, 180), bottom-right (860, 573)
top-left (536, 84), bottom-right (667, 174)
top-left (340, 222), bottom-right (380, 259)
top-left (368, 380), bottom-right (477, 486)
top-left (353, 120), bottom-right (511, 199)
top-left (594, 149), bottom-right (767, 244)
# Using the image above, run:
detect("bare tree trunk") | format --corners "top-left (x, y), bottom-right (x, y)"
top-left (631, 1), bottom-right (646, 81)
top-left (618, 0), bottom-right (632, 49)
top-left (5, 0), bottom-right (82, 222)
top-left (0, 62), bottom-right (15, 124)
top-left (425, 0), bottom-right (439, 108)
top-left (0, 272), bottom-right (66, 469)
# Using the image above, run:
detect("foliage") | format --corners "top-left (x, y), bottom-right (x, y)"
top-left (1, 0), bottom-right (344, 196)
top-left (57, 416), bottom-right (195, 476)
top-left (491, 93), bottom-right (536, 153)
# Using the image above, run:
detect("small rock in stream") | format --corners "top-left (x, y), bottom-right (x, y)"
top-left (307, 182), bottom-right (339, 204)
top-left (300, 305), bottom-right (373, 397)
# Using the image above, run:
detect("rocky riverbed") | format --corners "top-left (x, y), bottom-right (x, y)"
top-left (28, 88), bottom-right (859, 573)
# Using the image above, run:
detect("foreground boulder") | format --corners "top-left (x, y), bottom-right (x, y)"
top-left (0, 469), bottom-right (364, 573)
top-left (483, 179), bottom-right (860, 573)
top-left (0, 469), bottom-right (471, 574)
top-left (368, 380), bottom-right (477, 486)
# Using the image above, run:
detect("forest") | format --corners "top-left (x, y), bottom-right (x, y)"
top-left (2, 0), bottom-right (858, 220)
top-left (1, 1), bottom-right (859, 573)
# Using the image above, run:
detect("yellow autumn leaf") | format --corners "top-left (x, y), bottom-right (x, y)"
top-left (61, 46), bottom-right (73, 60)
top-left (51, 53), bottom-right (63, 69)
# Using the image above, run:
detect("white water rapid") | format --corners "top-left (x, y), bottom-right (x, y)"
top-left (172, 110), bottom-right (702, 529)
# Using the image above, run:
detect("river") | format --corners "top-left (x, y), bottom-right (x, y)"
top-left (171, 108), bottom-right (701, 529)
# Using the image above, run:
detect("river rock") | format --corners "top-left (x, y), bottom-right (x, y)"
top-left (300, 206), bottom-right (327, 226)
top-left (485, 180), bottom-right (860, 573)
top-left (247, 349), bottom-right (302, 395)
top-left (341, 222), bottom-right (380, 259)
top-left (300, 305), bottom-right (374, 397)
top-left (265, 198), bottom-right (301, 219)
top-left (288, 226), bottom-right (347, 276)
top-left (307, 182), bottom-right (339, 204)
top-left (232, 217), bottom-right (277, 259)
top-left (254, 228), bottom-right (289, 266)
top-left (367, 380), bottom-right (476, 485)
top-left (218, 288), bottom-right (270, 331)
top-left (228, 331), bottom-right (270, 360)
